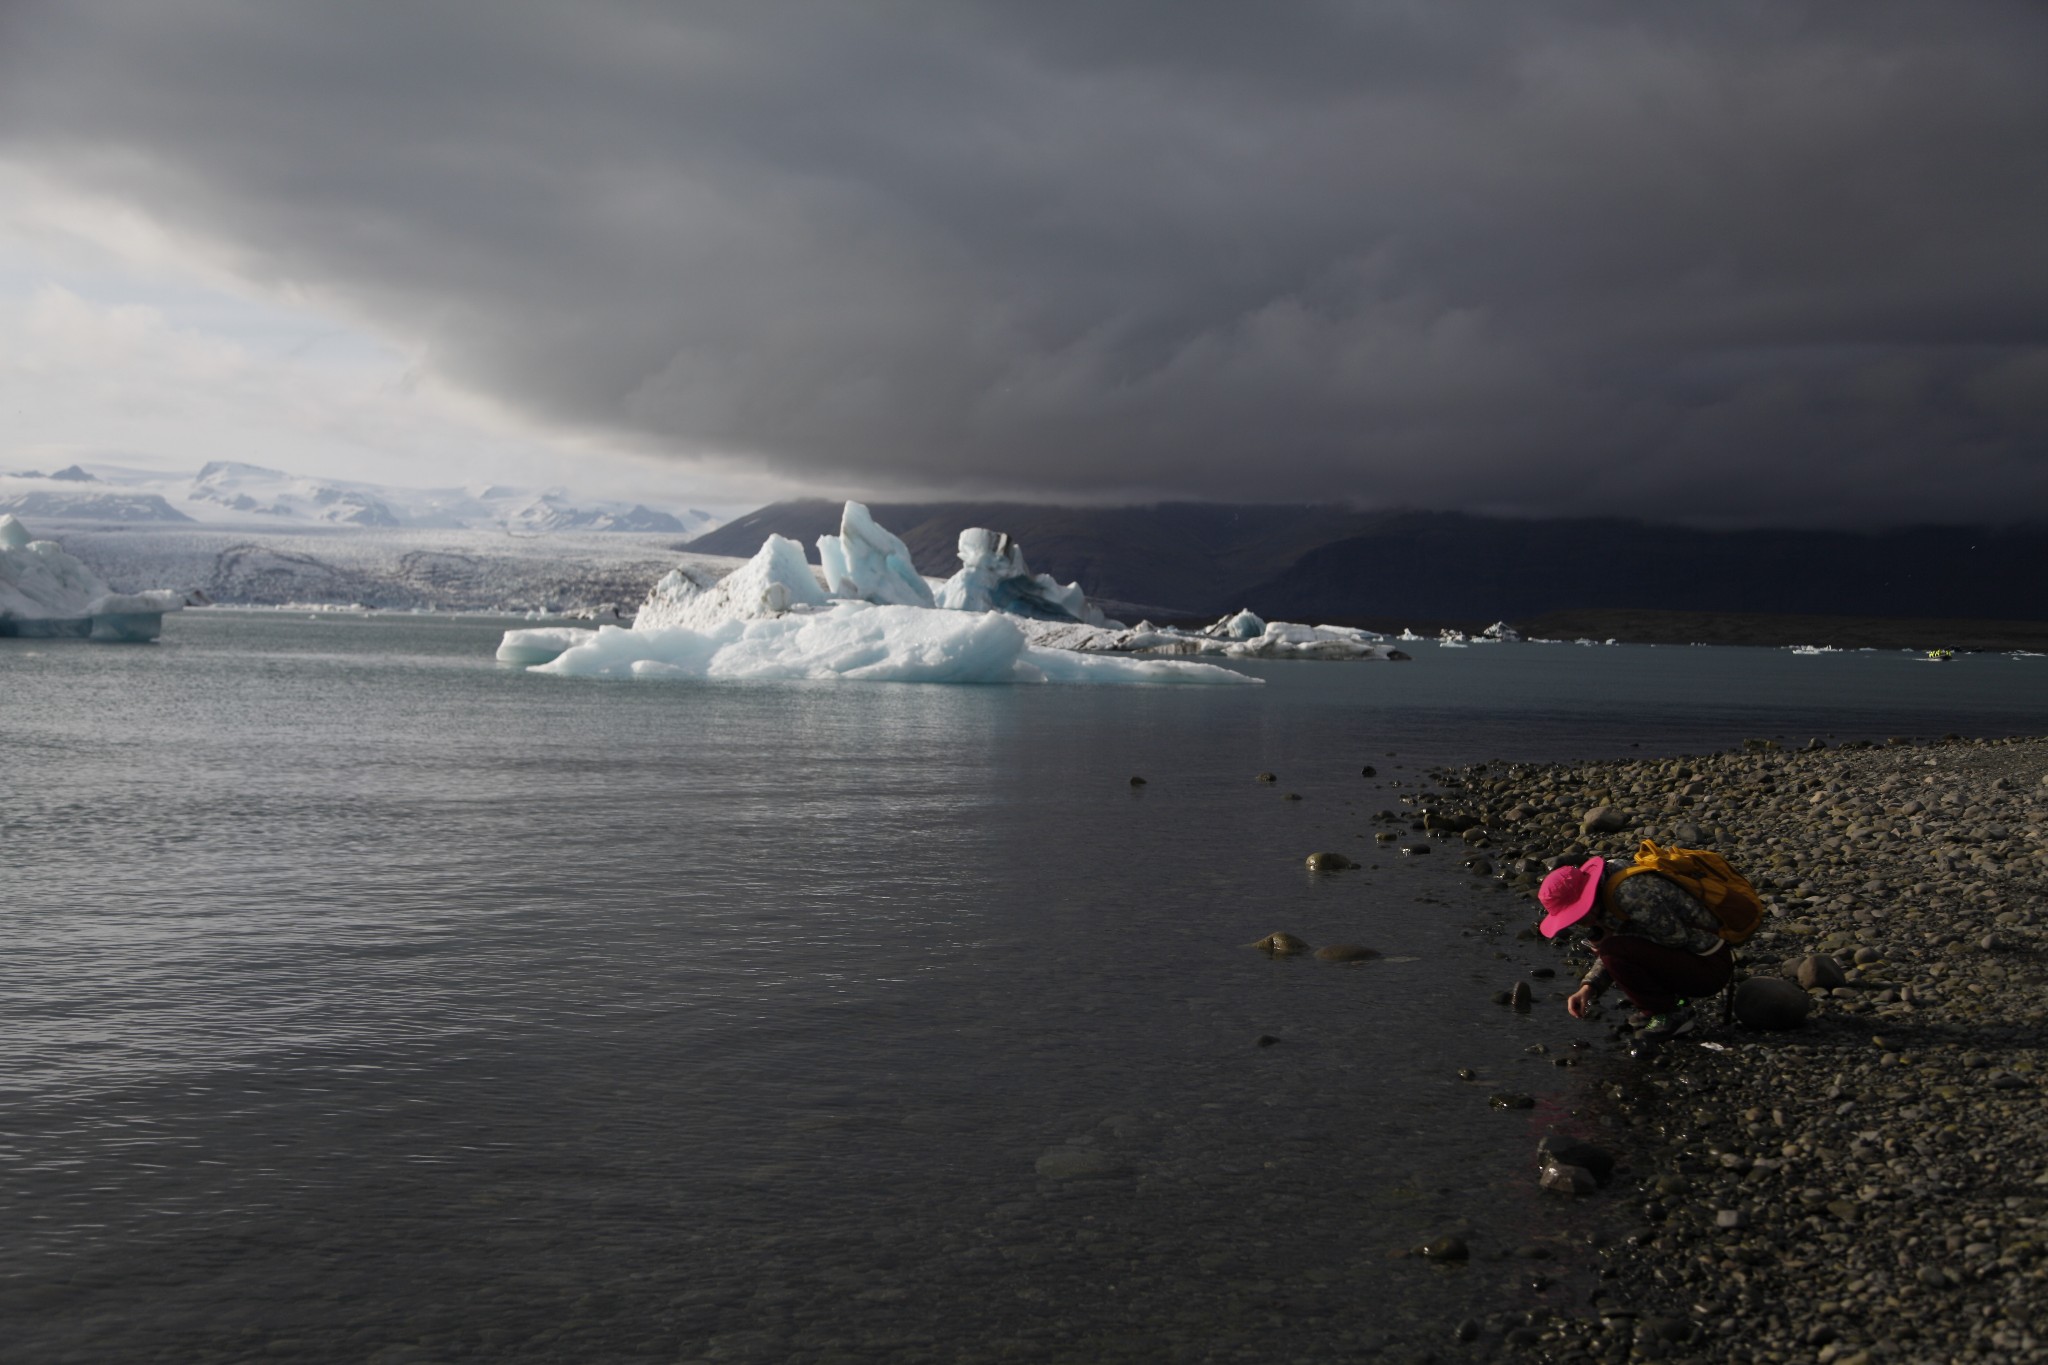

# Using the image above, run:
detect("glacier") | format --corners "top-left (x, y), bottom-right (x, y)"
top-left (0, 515), bottom-right (187, 641)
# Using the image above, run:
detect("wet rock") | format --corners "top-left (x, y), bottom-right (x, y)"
top-left (1417, 1235), bottom-right (1469, 1261)
top-left (1509, 981), bottom-right (1533, 1008)
top-left (1733, 976), bottom-right (1811, 1030)
top-left (1489, 1093), bottom-right (1535, 1109)
top-left (1282, 792), bottom-right (1303, 801)
top-left (1314, 943), bottom-right (1379, 962)
top-left (1536, 1138), bottom-right (1615, 1184)
top-left (1305, 851), bottom-right (1357, 872)
top-left (1248, 932), bottom-right (1312, 956)
top-left (1128, 775), bottom-right (1147, 786)
top-left (1400, 841), bottom-right (1431, 854)
top-left (1253, 1034), bottom-right (1281, 1048)
top-left (1539, 1161), bottom-right (1597, 1196)
top-left (1360, 764), bottom-right (1377, 777)
top-left (1255, 771), bottom-right (1277, 782)
top-left (1795, 954), bottom-right (1847, 989)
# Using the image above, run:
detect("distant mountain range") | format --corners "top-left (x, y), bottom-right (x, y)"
top-left (0, 460), bottom-right (722, 536)
top-left (688, 500), bottom-right (2048, 624)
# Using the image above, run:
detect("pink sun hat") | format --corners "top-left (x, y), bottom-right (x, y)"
top-left (1537, 856), bottom-right (1606, 937)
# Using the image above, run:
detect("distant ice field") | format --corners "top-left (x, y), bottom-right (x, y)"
top-left (55, 525), bottom-right (736, 614)
top-left (2, 613), bottom-right (2043, 1361)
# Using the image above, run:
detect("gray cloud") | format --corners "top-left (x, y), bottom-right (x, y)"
top-left (4, 1), bottom-right (2046, 522)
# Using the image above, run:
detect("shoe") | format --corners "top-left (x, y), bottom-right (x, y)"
top-left (1639, 1005), bottom-right (1697, 1039)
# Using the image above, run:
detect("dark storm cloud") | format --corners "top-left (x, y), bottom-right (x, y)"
top-left (4, 1), bottom-right (2047, 522)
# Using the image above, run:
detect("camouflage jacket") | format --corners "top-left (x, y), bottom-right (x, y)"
top-left (1579, 869), bottom-right (1726, 994)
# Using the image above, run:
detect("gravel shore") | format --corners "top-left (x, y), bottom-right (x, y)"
top-left (1428, 735), bottom-right (2047, 1363)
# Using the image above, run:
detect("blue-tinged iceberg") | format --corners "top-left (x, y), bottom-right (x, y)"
top-left (520, 600), bottom-right (1252, 685)
top-left (934, 528), bottom-right (1107, 625)
top-left (0, 514), bottom-right (186, 642)
top-left (497, 504), bottom-right (1255, 686)
top-left (815, 502), bottom-right (935, 608)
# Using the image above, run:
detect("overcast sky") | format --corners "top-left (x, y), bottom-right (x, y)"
top-left (2, 1), bottom-right (2045, 523)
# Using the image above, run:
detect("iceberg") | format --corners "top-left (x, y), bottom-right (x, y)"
top-left (1207, 608), bottom-right (1265, 641)
top-left (497, 526), bottom-right (1253, 685)
top-left (1009, 613), bottom-right (1408, 662)
top-left (507, 600), bottom-right (1254, 686)
top-left (935, 528), bottom-right (1106, 625)
top-left (495, 500), bottom-right (1407, 684)
top-left (0, 514), bottom-right (186, 641)
top-left (634, 534), bottom-right (830, 631)
top-left (815, 501), bottom-right (935, 608)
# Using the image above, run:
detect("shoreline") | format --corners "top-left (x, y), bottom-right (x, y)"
top-left (1425, 734), bottom-right (2046, 1361)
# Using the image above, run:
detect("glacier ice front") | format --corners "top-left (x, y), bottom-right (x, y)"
top-left (0, 514), bottom-right (187, 642)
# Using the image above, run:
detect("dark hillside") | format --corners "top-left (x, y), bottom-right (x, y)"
top-left (1245, 515), bottom-right (2048, 622)
top-left (689, 501), bottom-right (1385, 612)
top-left (690, 501), bottom-right (2048, 624)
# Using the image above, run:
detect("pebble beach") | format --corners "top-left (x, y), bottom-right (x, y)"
top-left (1430, 734), bottom-right (2048, 1363)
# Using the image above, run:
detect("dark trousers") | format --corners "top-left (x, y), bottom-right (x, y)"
top-left (1593, 936), bottom-right (1733, 1014)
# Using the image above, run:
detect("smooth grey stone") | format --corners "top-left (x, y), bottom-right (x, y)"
top-left (1796, 954), bottom-right (1847, 989)
top-left (1734, 976), bottom-right (1812, 1030)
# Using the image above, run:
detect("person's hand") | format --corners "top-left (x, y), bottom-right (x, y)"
top-left (1566, 985), bottom-right (1597, 1019)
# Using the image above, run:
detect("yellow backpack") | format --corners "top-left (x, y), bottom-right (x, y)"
top-left (1602, 840), bottom-right (1764, 946)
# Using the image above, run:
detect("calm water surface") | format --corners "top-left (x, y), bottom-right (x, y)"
top-left (2, 614), bottom-right (2043, 1362)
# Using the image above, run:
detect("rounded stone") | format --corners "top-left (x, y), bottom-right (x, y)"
top-left (1581, 805), bottom-right (1628, 834)
top-left (1305, 851), bottom-right (1357, 872)
top-left (1248, 932), bottom-right (1312, 956)
top-left (1794, 954), bottom-right (1847, 990)
top-left (1733, 976), bottom-right (1812, 1030)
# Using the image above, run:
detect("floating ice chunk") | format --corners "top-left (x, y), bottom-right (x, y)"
top-left (815, 502), bottom-right (935, 608)
top-left (635, 534), bottom-right (829, 631)
top-left (1213, 609), bottom-right (1266, 640)
top-left (935, 527), bottom-right (1105, 625)
top-left (496, 625), bottom-right (596, 666)
top-left (1011, 614), bottom-right (1405, 661)
top-left (518, 601), bottom-right (1255, 686)
top-left (0, 514), bottom-right (183, 641)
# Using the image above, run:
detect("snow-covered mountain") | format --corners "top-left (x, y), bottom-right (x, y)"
top-left (0, 459), bottom-right (723, 536)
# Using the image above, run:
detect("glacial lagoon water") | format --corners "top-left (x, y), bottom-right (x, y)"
top-left (3, 613), bottom-right (2044, 1362)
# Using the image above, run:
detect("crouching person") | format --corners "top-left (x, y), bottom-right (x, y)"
top-left (1537, 853), bottom-right (1735, 1039)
